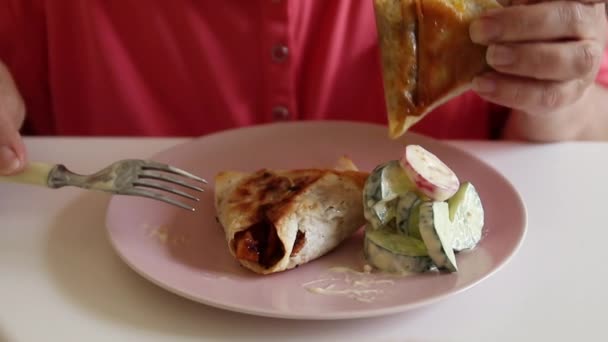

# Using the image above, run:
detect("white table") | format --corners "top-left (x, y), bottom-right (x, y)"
top-left (1, 137), bottom-right (606, 342)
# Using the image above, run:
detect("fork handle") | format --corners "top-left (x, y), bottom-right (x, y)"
top-left (0, 162), bottom-right (56, 187)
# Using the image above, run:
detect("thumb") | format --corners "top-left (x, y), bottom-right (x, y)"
top-left (0, 124), bottom-right (26, 176)
top-left (0, 61), bottom-right (27, 175)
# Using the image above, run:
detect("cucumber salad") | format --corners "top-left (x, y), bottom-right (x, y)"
top-left (363, 145), bottom-right (484, 274)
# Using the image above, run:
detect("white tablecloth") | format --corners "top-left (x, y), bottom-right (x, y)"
top-left (1, 137), bottom-right (606, 342)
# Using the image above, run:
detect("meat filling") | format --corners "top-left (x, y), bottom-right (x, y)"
top-left (234, 224), bottom-right (307, 268)
top-left (291, 230), bottom-right (307, 256)
top-left (231, 171), bottom-right (316, 268)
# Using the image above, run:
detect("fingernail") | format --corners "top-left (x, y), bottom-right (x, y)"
top-left (472, 77), bottom-right (496, 94)
top-left (0, 146), bottom-right (21, 175)
top-left (487, 45), bottom-right (515, 67)
top-left (470, 18), bottom-right (501, 44)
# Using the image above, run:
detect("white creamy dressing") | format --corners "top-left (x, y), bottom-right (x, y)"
top-left (302, 265), bottom-right (413, 303)
top-left (306, 285), bottom-right (382, 303)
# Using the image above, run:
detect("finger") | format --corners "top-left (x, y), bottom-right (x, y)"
top-left (486, 40), bottom-right (603, 81)
top-left (0, 120), bottom-right (26, 175)
top-left (470, 2), bottom-right (602, 44)
top-left (512, 1), bottom-right (608, 22)
top-left (512, 0), bottom-right (607, 4)
top-left (0, 62), bottom-right (27, 175)
top-left (471, 72), bottom-right (587, 114)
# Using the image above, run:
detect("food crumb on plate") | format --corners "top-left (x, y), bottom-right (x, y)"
top-left (145, 224), bottom-right (188, 246)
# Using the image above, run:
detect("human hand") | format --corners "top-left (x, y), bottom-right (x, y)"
top-left (469, 1), bottom-right (607, 116)
top-left (0, 61), bottom-right (26, 175)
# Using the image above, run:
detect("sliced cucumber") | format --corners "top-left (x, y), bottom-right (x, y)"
top-left (407, 201), bottom-right (422, 239)
top-left (364, 160), bottom-right (412, 203)
top-left (363, 160), bottom-right (413, 229)
top-left (371, 198), bottom-right (398, 226)
top-left (365, 228), bottom-right (428, 256)
top-left (364, 228), bottom-right (433, 274)
top-left (376, 160), bottom-right (413, 200)
top-left (448, 182), bottom-right (484, 251)
top-left (395, 191), bottom-right (420, 235)
top-left (419, 202), bottom-right (458, 272)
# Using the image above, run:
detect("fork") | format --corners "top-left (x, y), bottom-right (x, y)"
top-left (0, 160), bottom-right (207, 211)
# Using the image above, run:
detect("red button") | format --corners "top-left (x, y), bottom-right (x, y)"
top-left (272, 106), bottom-right (290, 121)
top-left (272, 45), bottom-right (289, 63)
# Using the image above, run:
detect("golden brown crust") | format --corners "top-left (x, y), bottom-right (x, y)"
top-left (373, 0), bottom-right (502, 138)
top-left (228, 169), bottom-right (322, 224)
top-left (373, 0), bottom-right (419, 138)
top-left (417, 0), bottom-right (497, 112)
top-left (218, 168), bottom-right (369, 270)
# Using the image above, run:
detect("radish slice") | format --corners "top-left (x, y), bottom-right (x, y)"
top-left (401, 145), bottom-right (459, 202)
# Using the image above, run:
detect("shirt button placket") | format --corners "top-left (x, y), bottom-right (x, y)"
top-left (264, 0), bottom-right (295, 123)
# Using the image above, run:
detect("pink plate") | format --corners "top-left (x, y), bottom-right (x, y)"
top-left (105, 121), bottom-right (527, 320)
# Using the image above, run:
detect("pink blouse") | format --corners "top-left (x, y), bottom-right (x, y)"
top-left (1, 0), bottom-right (606, 139)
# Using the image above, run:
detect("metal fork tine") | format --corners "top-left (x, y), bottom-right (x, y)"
top-left (133, 181), bottom-right (200, 202)
top-left (126, 189), bottom-right (196, 211)
top-left (139, 171), bottom-right (205, 192)
top-left (141, 161), bottom-right (208, 184)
